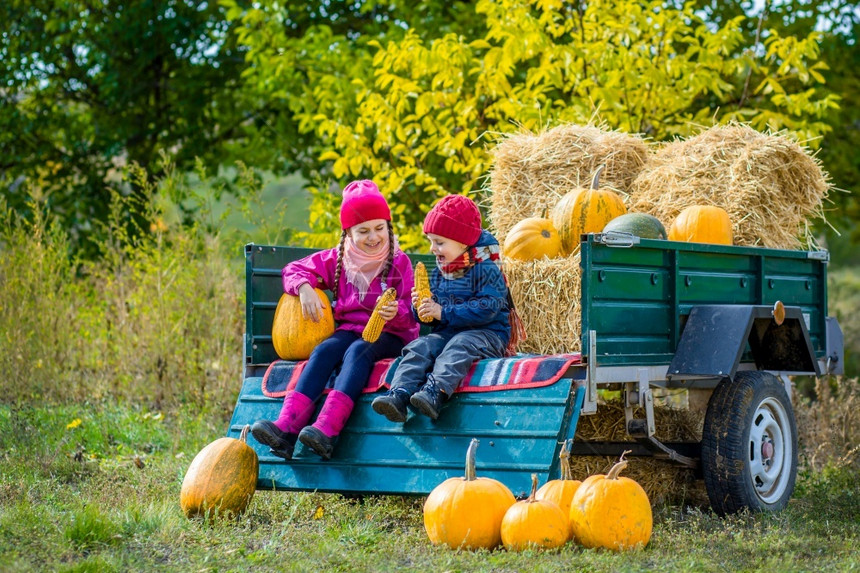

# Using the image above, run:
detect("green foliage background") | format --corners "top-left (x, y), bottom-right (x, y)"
top-left (1, 0), bottom-right (857, 251)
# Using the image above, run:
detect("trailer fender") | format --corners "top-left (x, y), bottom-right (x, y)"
top-left (667, 304), bottom-right (820, 381)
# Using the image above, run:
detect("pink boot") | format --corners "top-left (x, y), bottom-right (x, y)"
top-left (250, 391), bottom-right (315, 460)
top-left (274, 391), bottom-right (315, 433)
top-left (298, 390), bottom-right (354, 460)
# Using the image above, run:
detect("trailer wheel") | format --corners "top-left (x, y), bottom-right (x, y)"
top-left (701, 371), bottom-right (797, 516)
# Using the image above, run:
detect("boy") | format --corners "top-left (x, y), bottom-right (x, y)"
top-left (371, 194), bottom-right (513, 422)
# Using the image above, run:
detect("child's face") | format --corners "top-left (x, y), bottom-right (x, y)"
top-left (426, 233), bottom-right (468, 265)
top-left (348, 219), bottom-right (389, 255)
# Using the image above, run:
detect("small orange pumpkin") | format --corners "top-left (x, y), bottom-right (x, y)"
top-left (423, 439), bottom-right (516, 550)
top-left (180, 425), bottom-right (259, 519)
top-left (535, 439), bottom-right (581, 540)
top-left (667, 205), bottom-right (733, 245)
top-left (569, 451), bottom-right (652, 550)
top-left (271, 288), bottom-right (335, 360)
top-left (503, 217), bottom-right (563, 261)
top-left (551, 165), bottom-right (628, 255)
top-left (501, 473), bottom-right (569, 551)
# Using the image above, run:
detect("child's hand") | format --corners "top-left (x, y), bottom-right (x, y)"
top-left (377, 300), bottom-right (398, 322)
top-left (298, 283), bottom-right (323, 322)
top-left (418, 298), bottom-right (442, 321)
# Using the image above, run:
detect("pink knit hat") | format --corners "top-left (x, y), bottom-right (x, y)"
top-left (339, 180), bottom-right (391, 230)
top-left (423, 195), bottom-right (483, 246)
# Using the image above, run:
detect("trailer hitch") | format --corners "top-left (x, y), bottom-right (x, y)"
top-left (629, 431), bottom-right (698, 468)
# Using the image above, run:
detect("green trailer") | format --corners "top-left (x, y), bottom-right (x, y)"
top-left (227, 233), bottom-right (843, 515)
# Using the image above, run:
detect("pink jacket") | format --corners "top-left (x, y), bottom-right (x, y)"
top-left (281, 247), bottom-right (419, 344)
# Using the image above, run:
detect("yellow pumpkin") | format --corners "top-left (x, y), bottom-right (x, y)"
top-left (535, 440), bottom-right (581, 540)
top-left (667, 205), bottom-right (733, 245)
top-left (503, 217), bottom-right (563, 261)
top-left (423, 439), bottom-right (516, 550)
top-left (271, 288), bottom-right (335, 360)
top-left (180, 425), bottom-right (259, 519)
top-left (551, 165), bottom-right (627, 255)
top-left (569, 452), bottom-right (652, 550)
top-left (501, 474), bottom-right (569, 551)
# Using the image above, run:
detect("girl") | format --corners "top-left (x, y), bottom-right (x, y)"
top-left (251, 180), bottom-right (418, 460)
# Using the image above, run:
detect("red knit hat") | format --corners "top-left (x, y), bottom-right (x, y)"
top-left (423, 195), bottom-right (483, 246)
top-left (339, 180), bottom-right (391, 229)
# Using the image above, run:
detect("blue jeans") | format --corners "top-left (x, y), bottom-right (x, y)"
top-left (388, 330), bottom-right (506, 396)
top-left (295, 330), bottom-right (404, 402)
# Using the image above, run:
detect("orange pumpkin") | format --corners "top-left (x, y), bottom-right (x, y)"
top-left (551, 165), bottom-right (627, 255)
top-left (180, 425), bottom-right (259, 519)
top-left (535, 440), bottom-right (581, 540)
top-left (667, 205), bottom-right (733, 245)
top-left (569, 452), bottom-right (652, 550)
top-left (501, 474), bottom-right (569, 551)
top-left (423, 439), bottom-right (516, 550)
top-left (503, 217), bottom-right (563, 261)
top-left (271, 288), bottom-right (335, 360)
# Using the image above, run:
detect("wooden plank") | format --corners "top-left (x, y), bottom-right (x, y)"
top-left (227, 377), bottom-right (584, 497)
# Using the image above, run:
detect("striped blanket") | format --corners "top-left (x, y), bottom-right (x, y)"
top-left (261, 353), bottom-right (582, 398)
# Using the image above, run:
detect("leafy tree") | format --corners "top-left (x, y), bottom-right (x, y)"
top-left (0, 0), bottom-right (253, 252)
top-left (693, 0), bottom-right (859, 247)
top-left (231, 0), bottom-right (838, 249)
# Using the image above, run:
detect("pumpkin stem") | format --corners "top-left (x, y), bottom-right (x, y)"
top-left (528, 473), bottom-right (539, 502)
top-left (560, 439), bottom-right (573, 481)
top-left (591, 164), bottom-right (605, 190)
top-left (465, 438), bottom-right (479, 481)
top-left (239, 424), bottom-right (250, 443)
top-left (607, 449), bottom-right (632, 480)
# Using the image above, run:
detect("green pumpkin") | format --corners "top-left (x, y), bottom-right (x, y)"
top-left (602, 213), bottom-right (667, 240)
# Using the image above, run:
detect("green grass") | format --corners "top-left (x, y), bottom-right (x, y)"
top-left (1, 403), bottom-right (859, 572)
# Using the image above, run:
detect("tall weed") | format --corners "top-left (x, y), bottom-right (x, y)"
top-left (795, 376), bottom-right (860, 472)
top-left (0, 161), bottom-right (255, 410)
top-left (829, 267), bottom-right (860, 377)
top-left (0, 191), bottom-right (85, 403)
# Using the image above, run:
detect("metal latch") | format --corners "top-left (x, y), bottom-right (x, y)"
top-left (625, 368), bottom-right (655, 438)
top-left (594, 231), bottom-right (640, 248)
top-left (807, 250), bottom-right (830, 262)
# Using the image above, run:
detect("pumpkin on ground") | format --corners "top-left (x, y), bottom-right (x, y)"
top-left (271, 288), bottom-right (335, 360)
top-left (501, 474), bottom-right (569, 551)
top-left (535, 440), bottom-right (581, 540)
top-left (180, 425), bottom-right (259, 519)
top-left (667, 205), bottom-right (733, 245)
top-left (551, 165), bottom-right (628, 255)
top-left (423, 439), bottom-right (516, 550)
top-left (503, 217), bottom-right (563, 261)
top-left (602, 213), bottom-right (667, 240)
top-left (569, 452), bottom-right (652, 550)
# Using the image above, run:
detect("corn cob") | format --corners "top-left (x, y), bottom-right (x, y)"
top-left (362, 288), bottom-right (397, 343)
top-left (413, 262), bottom-right (434, 323)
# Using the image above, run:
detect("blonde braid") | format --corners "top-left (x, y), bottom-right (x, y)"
top-left (332, 230), bottom-right (347, 301)
top-left (380, 223), bottom-right (395, 290)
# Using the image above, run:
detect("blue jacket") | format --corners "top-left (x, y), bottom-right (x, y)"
top-left (419, 230), bottom-right (511, 345)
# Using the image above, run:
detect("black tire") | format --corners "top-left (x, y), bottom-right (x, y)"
top-left (701, 371), bottom-right (798, 516)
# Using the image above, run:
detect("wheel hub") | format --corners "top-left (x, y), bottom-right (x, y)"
top-left (761, 438), bottom-right (775, 467)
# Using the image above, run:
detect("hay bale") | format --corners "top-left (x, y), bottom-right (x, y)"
top-left (505, 255), bottom-right (582, 354)
top-left (567, 455), bottom-right (707, 507)
top-left (628, 123), bottom-right (829, 249)
top-left (575, 400), bottom-right (703, 443)
top-left (487, 123), bottom-right (650, 240)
